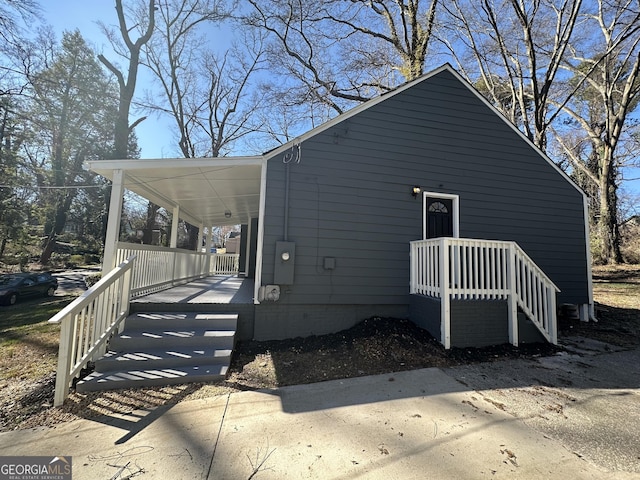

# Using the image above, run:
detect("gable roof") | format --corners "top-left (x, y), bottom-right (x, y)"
top-left (265, 63), bottom-right (585, 198)
top-left (86, 64), bottom-right (584, 227)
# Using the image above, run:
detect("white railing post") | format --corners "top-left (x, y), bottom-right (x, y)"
top-left (53, 317), bottom-right (74, 407)
top-left (507, 242), bottom-right (519, 347)
top-left (410, 242), bottom-right (417, 294)
top-left (548, 285), bottom-right (558, 344)
top-left (118, 265), bottom-right (133, 334)
top-left (172, 249), bottom-right (178, 286)
top-left (440, 237), bottom-right (451, 349)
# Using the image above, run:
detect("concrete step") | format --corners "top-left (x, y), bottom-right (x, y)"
top-left (125, 312), bottom-right (238, 331)
top-left (95, 348), bottom-right (233, 372)
top-left (76, 364), bottom-right (229, 392)
top-left (108, 327), bottom-right (236, 350)
top-left (76, 311), bottom-right (236, 393)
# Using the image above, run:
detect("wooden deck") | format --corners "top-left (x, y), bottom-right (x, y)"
top-left (131, 275), bottom-right (254, 305)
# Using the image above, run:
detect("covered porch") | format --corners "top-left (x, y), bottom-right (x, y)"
top-left (50, 157), bottom-right (267, 406)
top-left (88, 156), bottom-right (267, 300)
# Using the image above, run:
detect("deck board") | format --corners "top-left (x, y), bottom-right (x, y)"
top-left (131, 275), bottom-right (254, 304)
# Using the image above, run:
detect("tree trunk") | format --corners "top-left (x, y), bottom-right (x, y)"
top-left (143, 202), bottom-right (160, 244)
top-left (597, 156), bottom-right (623, 264)
top-left (40, 193), bottom-right (74, 264)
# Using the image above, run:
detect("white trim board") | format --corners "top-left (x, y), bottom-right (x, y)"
top-left (422, 192), bottom-right (460, 240)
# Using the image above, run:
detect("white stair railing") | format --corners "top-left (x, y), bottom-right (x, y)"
top-left (49, 255), bottom-right (136, 406)
top-left (511, 243), bottom-right (559, 344)
top-left (410, 238), bottom-right (559, 347)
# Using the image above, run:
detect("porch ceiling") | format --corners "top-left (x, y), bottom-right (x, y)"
top-left (86, 157), bottom-right (264, 227)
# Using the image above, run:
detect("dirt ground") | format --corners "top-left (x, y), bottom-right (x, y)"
top-left (1, 265), bottom-right (638, 433)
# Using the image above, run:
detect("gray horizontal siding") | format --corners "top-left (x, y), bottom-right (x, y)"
top-left (450, 300), bottom-right (509, 348)
top-left (261, 68), bottom-right (589, 310)
top-left (254, 304), bottom-right (408, 340)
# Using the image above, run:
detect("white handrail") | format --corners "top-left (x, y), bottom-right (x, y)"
top-left (511, 243), bottom-right (559, 344)
top-left (49, 255), bottom-right (136, 406)
top-left (410, 238), bottom-right (559, 345)
top-left (114, 243), bottom-right (239, 298)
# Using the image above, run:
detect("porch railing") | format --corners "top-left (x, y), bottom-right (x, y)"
top-left (410, 238), bottom-right (559, 348)
top-left (210, 252), bottom-right (240, 275)
top-left (49, 255), bottom-right (136, 406)
top-left (114, 243), bottom-right (239, 298)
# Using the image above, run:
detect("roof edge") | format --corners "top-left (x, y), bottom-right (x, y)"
top-left (441, 66), bottom-right (587, 199)
top-left (86, 156), bottom-right (266, 172)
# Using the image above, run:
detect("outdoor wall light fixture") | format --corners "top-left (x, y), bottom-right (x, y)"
top-left (224, 210), bottom-right (232, 218)
top-left (411, 186), bottom-right (422, 197)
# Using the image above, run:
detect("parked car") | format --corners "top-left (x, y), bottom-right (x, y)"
top-left (0, 272), bottom-right (58, 306)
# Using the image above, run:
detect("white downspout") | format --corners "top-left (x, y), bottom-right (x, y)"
top-left (582, 195), bottom-right (597, 322)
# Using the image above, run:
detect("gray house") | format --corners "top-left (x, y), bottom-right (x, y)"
top-left (89, 64), bottom-right (593, 350)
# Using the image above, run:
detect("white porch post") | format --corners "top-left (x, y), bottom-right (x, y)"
top-left (254, 160), bottom-right (268, 304)
top-left (170, 205), bottom-right (180, 284)
top-left (245, 219), bottom-right (252, 275)
top-left (170, 205), bottom-right (180, 248)
top-left (102, 169), bottom-right (125, 276)
top-left (205, 227), bottom-right (211, 252)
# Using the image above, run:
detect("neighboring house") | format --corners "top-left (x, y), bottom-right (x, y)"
top-left (87, 64), bottom-right (593, 349)
top-left (225, 233), bottom-right (241, 254)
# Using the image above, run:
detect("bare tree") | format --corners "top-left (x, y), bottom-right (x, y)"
top-left (142, 0), bottom-right (264, 158)
top-left (552, 0), bottom-right (640, 263)
top-left (98, 0), bottom-right (155, 159)
top-left (440, 0), bottom-right (640, 264)
top-left (0, 0), bottom-right (42, 99)
top-left (246, 0), bottom-right (440, 116)
top-left (0, 0), bottom-right (40, 50)
top-left (140, 0), bottom-right (264, 246)
top-left (440, 0), bottom-right (582, 151)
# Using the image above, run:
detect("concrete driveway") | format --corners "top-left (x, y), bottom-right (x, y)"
top-left (53, 268), bottom-right (98, 295)
top-left (444, 337), bottom-right (640, 474)
top-left (0, 336), bottom-right (637, 479)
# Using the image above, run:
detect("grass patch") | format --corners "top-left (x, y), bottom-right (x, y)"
top-left (0, 296), bottom-right (75, 382)
top-left (592, 265), bottom-right (640, 311)
top-left (1, 297), bottom-right (76, 331)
